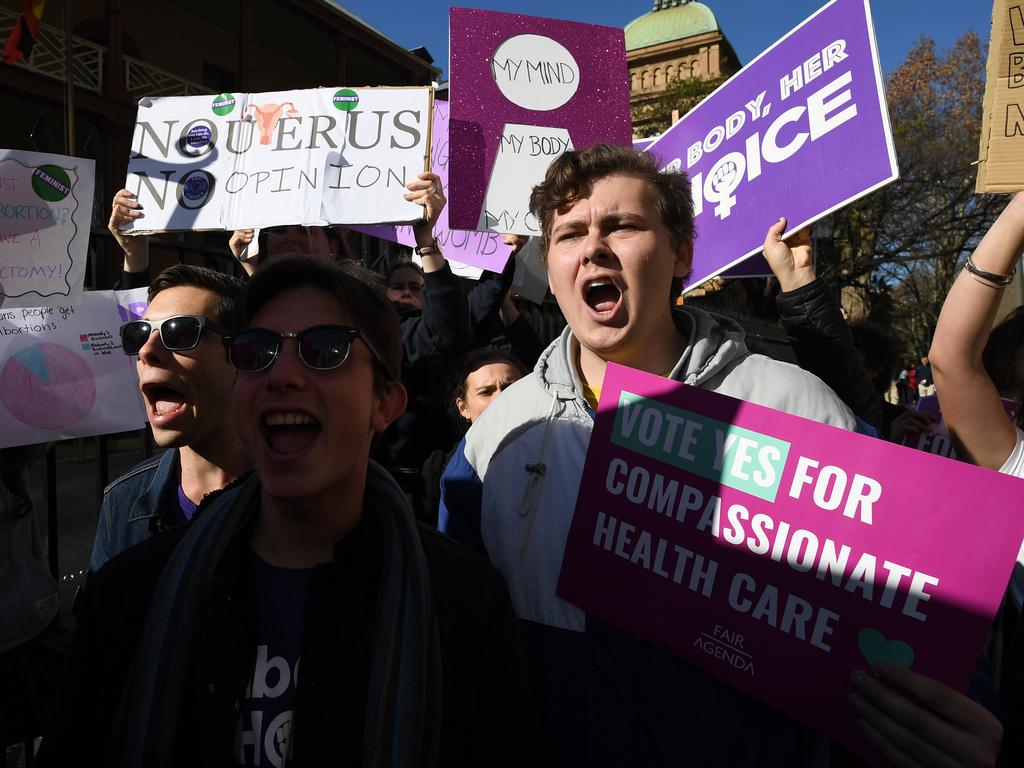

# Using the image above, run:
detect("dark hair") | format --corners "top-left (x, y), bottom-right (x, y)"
top-left (149, 264), bottom-right (244, 329)
top-left (983, 309), bottom-right (1024, 416)
top-left (850, 320), bottom-right (901, 396)
top-left (238, 255), bottom-right (401, 393)
top-left (449, 348), bottom-right (527, 428)
top-left (529, 143), bottom-right (695, 292)
top-left (255, 225), bottom-right (353, 265)
top-left (387, 260), bottom-right (424, 283)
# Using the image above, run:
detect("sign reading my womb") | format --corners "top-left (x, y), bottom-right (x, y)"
top-left (354, 100), bottom-right (513, 274)
top-left (557, 363), bottom-right (1024, 763)
top-left (448, 8), bottom-right (632, 236)
top-left (124, 87), bottom-right (431, 234)
top-left (644, 0), bottom-right (898, 289)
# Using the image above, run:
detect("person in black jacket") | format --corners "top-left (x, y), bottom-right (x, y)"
top-left (38, 255), bottom-right (536, 767)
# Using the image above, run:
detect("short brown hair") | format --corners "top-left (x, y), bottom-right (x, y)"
top-left (529, 143), bottom-right (696, 264)
top-left (237, 255), bottom-right (401, 392)
top-left (149, 264), bottom-right (244, 329)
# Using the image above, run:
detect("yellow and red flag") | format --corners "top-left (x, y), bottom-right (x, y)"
top-left (3, 0), bottom-right (46, 65)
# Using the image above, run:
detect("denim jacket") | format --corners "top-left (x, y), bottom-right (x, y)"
top-left (90, 450), bottom-right (180, 573)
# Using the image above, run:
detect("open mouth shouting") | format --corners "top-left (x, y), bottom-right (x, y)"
top-left (142, 381), bottom-right (189, 427)
top-left (262, 410), bottom-right (323, 457)
top-left (583, 277), bottom-right (623, 319)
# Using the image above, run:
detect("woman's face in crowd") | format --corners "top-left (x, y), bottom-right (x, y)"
top-left (233, 286), bottom-right (402, 504)
top-left (387, 265), bottom-right (424, 310)
top-left (457, 362), bottom-right (522, 424)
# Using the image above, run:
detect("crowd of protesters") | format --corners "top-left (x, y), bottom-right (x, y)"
top-left (1, 144), bottom-right (1022, 766)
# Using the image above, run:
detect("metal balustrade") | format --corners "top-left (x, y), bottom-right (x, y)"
top-left (0, 5), bottom-right (208, 98)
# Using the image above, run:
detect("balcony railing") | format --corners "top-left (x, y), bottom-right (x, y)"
top-left (0, 5), bottom-right (211, 98)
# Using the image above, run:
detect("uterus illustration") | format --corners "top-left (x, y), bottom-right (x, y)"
top-left (243, 102), bottom-right (300, 144)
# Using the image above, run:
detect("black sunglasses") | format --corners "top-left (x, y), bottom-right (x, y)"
top-left (120, 315), bottom-right (228, 356)
top-left (225, 324), bottom-right (395, 380)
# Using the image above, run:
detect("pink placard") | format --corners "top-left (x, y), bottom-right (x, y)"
top-left (352, 100), bottom-right (512, 272)
top-left (448, 8), bottom-right (632, 232)
top-left (557, 363), bottom-right (1024, 764)
top-left (904, 394), bottom-right (1019, 460)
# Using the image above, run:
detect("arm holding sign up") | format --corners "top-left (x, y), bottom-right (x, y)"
top-left (930, 193), bottom-right (1024, 470)
top-left (108, 189), bottom-right (150, 288)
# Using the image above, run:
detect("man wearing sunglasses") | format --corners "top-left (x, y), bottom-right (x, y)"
top-left (39, 255), bottom-right (537, 766)
top-left (89, 264), bottom-right (249, 571)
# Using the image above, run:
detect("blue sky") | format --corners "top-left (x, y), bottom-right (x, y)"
top-left (335, 0), bottom-right (993, 79)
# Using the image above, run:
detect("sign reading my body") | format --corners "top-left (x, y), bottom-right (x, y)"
top-left (593, 392), bottom-right (939, 651)
top-left (130, 109), bottom-right (424, 211)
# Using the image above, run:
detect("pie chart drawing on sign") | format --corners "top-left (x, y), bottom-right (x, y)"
top-left (0, 342), bottom-right (97, 429)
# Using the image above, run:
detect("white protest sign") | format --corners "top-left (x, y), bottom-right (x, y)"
top-left (512, 237), bottom-right (549, 304)
top-left (125, 87), bottom-right (432, 233)
top-left (0, 149), bottom-right (95, 310)
top-left (478, 123), bottom-right (573, 236)
top-left (0, 289), bottom-right (148, 448)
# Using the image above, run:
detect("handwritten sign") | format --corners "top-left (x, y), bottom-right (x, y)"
top-left (353, 100), bottom-right (512, 273)
top-left (124, 87), bottom-right (431, 233)
top-left (976, 0), bottom-right (1024, 192)
top-left (558, 363), bottom-right (1024, 763)
top-left (0, 150), bottom-right (95, 310)
top-left (448, 8), bottom-right (632, 235)
top-left (0, 289), bottom-right (147, 448)
top-left (645, 0), bottom-right (897, 289)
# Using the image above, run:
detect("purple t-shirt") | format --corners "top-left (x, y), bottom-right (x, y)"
top-left (177, 485), bottom-right (198, 522)
top-left (234, 550), bottom-right (314, 767)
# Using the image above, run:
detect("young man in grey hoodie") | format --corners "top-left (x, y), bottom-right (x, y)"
top-left (440, 144), bottom-right (857, 766)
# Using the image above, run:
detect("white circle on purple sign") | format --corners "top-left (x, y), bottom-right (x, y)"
top-left (490, 34), bottom-right (580, 112)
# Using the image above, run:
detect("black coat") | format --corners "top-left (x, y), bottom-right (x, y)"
top-left (775, 279), bottom-right (885, 432)
top-left (38, 493), bottom-right (538, 767)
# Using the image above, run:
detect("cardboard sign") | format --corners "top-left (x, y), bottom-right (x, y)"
top-left (0, 289), bottom-right (148, 448)
top-left (0, 149), bottom-right (95, 310)
top-left (354, 100), bottom-right (513, 273)
top-left (124, 88), bottom-right (432, 233)
top-left (644, 0), bottom-right (897, 289)
top-left (557, 363), bottom-right (1024, 763)
top-left (448, 8), bottom-right (632, 235)
top-left (977, 0), bottom-right (1024, 192)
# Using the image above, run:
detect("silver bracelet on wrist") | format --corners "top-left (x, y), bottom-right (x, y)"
top-left (964, 255), bottom-right (1015, 287)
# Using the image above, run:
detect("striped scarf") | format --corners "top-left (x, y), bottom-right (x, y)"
top-left (110, 462), bottom-right (442, 767)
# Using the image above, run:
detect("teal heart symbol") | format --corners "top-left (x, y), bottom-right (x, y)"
top-left (858, 628), bottom-right (914, 669)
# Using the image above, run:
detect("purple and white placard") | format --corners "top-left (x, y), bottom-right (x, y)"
top-left (645, 0), bottom-right (897, 288)
top-left (353, 100), bottom-right (512, 274)
top-left (448, 8), bottom-right (632, 235)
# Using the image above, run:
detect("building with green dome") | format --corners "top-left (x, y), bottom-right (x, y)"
top-left (626, 0), bottom-right (739, 136)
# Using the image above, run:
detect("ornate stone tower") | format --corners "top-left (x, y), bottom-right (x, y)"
top-left (626, 0), bottom-right (740, 137)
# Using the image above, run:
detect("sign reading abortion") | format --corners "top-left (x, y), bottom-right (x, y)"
top-left (0, 149), bottom-right (95, 309)
top-left (976, 0), bottom-right (1024, 192)
top-left (354, 100), bottom-right (513, 273)
top-left (644, 0), bottom-right (898, 289)
top-left (0, 288), bottom-right (148, 448)
top-left (557, 364), bottom-right (1024, 762)
top-left (124, 87), bottom-right (431, 234)
top-left (448, 8), bottom-right (632, 236)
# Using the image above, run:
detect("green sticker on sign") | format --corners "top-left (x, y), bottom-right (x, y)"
top-left (211, 93), bottom-right (236, 116)
top-left (333, 88), bottom-right (359, 111)
top-left (31, 165), bottom-right (71, 202)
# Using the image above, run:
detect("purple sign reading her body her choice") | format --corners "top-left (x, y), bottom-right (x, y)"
top-left (448, 8), bottom-right (632, 234)
top-left (353, 100), bottom-right (513, 273)
top-left (558, 364), bottom-right (1024, 765)
top-left (645, 0), bottom-right (897, 289)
